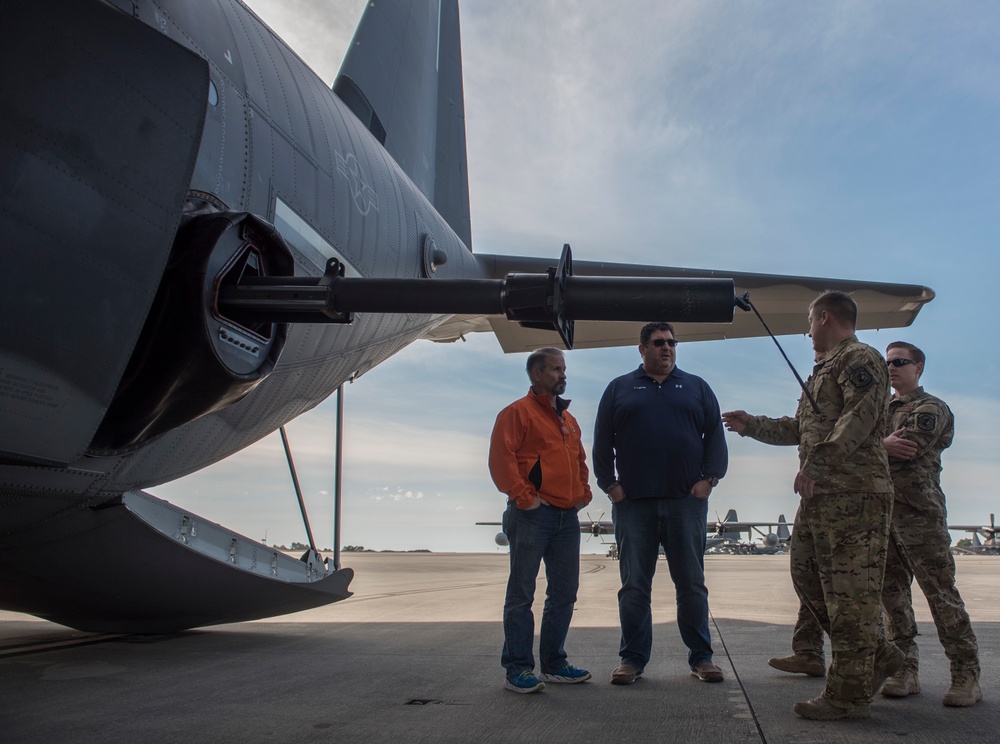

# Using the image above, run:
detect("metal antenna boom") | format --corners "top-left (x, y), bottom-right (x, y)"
top-left (735, 292), bottom-right (820, 413)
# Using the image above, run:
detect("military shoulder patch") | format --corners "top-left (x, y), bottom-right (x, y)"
top-left (916, 412), bottom-right (936, 431)
top-left (848, 365), bottom-right (874, 389)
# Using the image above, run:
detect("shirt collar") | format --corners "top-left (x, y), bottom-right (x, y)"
top-left (892, 385), bottom-right (924, 403)
top-left (814, 335), bottom-right (858, 369)
top-left (633, 364), bottom-right (683, 383)
top-left (826, 335), bottom-right (858, 360)
top-left (528, 387), bottom-right (571, 414)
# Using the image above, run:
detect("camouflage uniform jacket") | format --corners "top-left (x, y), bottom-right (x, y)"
top-left (742, 336), bottom-right (892, 495)
top-left (887, 386), bottom-right (953, 513)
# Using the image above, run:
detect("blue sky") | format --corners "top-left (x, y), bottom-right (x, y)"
top-left (155, 0), bottom-right (1000, 552)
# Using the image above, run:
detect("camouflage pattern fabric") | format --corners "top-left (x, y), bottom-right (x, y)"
top-left (791, 601), bottom-right (824, 659)
top-left (887, 387), bottom-right (952, 510)
top-left (743, 336), bottom-right (893, 495)
top-left (882, 388), bottom-right (979, 676)
top-left (790, 491), bottom-right (892, 705)
top-left (789, 592), bottom-right (893, 660)
top-left (742, 336), bottom-right (893, 704)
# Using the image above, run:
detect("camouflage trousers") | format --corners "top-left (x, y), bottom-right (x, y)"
top-left (882, 499), bottom-right (979, 676)
top-left (790, 490), bottom-right (892, 706)
top-left (789, 599), bottom-right (891, 660)
top-left (791, 601), bottom-right (824, 659)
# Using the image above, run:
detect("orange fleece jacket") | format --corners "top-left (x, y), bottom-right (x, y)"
top-left (488, 389), bottom-right (593, 510)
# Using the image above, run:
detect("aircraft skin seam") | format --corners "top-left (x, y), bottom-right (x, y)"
top-left (0, 205), bottom-right (143, 297)
top-left (1, 126), bottom-right (189, 244)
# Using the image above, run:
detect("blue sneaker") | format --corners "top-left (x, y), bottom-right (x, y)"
top-left (503, 669), bottom-right (545, 694)
top-left (540, 662), bottom-right (592, 684)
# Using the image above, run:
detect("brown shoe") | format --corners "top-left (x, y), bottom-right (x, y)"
top-left (943, 673), bottom-right (982, 707)
top-left (881, 668), bottom-right (920, 698)
top-left (768, 654), bottom-right (825, 677)
top-left (610, 663), bottom-right (643, 685)
top-left (793, 695), bottom-right (870, 720)
top-left (691, 661), bottom-right (724, 683)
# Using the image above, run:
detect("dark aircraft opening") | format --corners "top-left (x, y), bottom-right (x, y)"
top-left (214, 246), bottom-right (273, 341)
top-left (333, 75), bottom-right (386, 145)
top-left (90, 211), bottom-right (293, 453)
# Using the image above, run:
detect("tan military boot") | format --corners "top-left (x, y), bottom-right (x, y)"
top-left (793, 695), bottom-right (870, 720)
top-left (872, 642), bottom-right (905, 694)
top-left (943, 672), bottom-right (982, 707)
top-left (768, 654), bottom-right (825, 677)
top-left (881, 668), bottom-right (920, 697)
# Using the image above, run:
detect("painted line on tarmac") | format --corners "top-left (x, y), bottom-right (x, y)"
top-left (711, 612), bottom-right (769, 743)
top-left (0, 633), bottom-right (129, 658)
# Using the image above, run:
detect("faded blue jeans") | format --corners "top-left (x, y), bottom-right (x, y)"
top-left (613, 495), bottom-right (713, 670)
top-left (501, 502), bottom-right (581, 676)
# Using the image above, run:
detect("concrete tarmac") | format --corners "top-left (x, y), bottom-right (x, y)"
top-left (0, 553), bottom-right (995, 743)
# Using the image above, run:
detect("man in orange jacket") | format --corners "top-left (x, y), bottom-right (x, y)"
top-left (489, 347), bottom-right (593, 694)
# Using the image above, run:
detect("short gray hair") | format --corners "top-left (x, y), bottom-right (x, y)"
top-left (526, 347), bottom-right (564, 375)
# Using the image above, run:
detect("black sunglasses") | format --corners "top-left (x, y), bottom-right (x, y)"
top-left (648, 338), bottom-right (678, 348)
top-left (886, 358), bottom-right (917, 368)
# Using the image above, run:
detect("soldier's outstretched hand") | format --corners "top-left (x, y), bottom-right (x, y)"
top-left (722, 410), bottom-right (749, 434)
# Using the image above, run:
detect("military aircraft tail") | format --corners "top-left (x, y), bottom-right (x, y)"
top-left (335, 0), bottom-right (472, 250)
top-left (716, 509), bottom-right (742, 539)
top-left (777, 514), bottom-right (790, 542)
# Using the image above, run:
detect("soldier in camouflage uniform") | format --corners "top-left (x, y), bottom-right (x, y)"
top-left (879, 341), bottom-right (981, 706)
top-left (722, 290), bottom-right (904, 720)
top-left (766, 352), bottom-right (827, 679)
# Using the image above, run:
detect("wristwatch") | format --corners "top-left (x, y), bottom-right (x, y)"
top-left (706, 476), bottom-right (720, 487)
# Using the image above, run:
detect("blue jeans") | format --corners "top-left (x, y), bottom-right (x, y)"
top-left (613, 495), bottom-right (712, 670)
top-left (501, 502), bottom-right (581, 676)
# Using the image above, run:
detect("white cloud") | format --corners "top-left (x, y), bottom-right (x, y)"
top-left (371, 488), bottom-right (426, 503)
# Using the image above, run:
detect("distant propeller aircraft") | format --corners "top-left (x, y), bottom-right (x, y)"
top-left (706, 511), bottom-right (792, 554)
top-left (479, 509), bottom-right (791, 556)
top-left (0, 0), bottom-right (934, 632)
top-left (479, 512), bottom-right (615, 550)
top-left (477, 513), bottom-right (614, 550)
top-left (950, 514), bottom-right (999, 555)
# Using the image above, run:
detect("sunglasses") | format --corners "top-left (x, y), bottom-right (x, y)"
top-left (648, 338), bottom-right (678, 348)
top-left (886, 358), bottom-right (917, 368)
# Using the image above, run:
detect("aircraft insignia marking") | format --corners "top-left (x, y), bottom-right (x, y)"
top-left (336, 151), bottom-right (379, 216)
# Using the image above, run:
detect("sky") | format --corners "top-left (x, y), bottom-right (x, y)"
top-left (155, 0), bottom-right (1000, 553)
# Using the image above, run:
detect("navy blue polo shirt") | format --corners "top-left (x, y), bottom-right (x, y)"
top-left (593, 365), bottom-right (728, 499)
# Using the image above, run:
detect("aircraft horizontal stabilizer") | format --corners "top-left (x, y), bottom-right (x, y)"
top-left (425, 254), bottom-right (934, 351)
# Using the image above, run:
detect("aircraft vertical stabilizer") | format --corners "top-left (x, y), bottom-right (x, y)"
top-left (777, 515), bottom-right (790, 542)
top-left (334, 0), bottom-right (472, 249)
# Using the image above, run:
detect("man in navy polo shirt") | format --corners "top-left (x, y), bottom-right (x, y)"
top-left (593, 322), bottom-right (728, 685)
